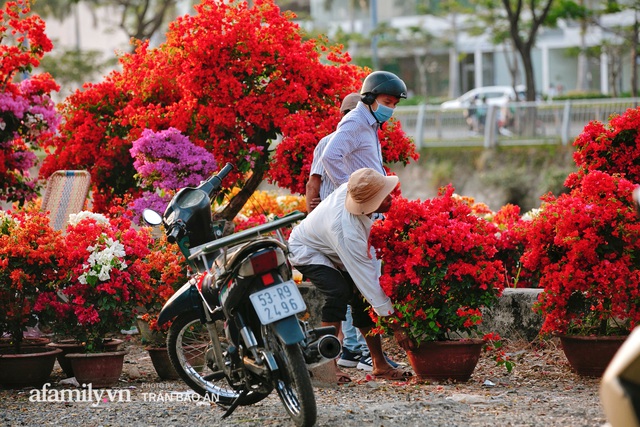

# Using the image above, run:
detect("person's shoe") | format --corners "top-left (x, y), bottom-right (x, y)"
top-left (356, 354), bottom-right (373, 371)
top-left (337, 347), bottom-right (362, 368)
top-left (386, 354), bottom-right (401, 369)
top-left (356, 353), bottom-right (400, 371)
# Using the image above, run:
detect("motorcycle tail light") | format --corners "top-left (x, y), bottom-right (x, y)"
top-left (238, 247), bottom-right (286, 277)
top-left (261, 273), bottom-right (275, 286)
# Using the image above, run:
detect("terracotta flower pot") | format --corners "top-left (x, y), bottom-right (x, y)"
top-left (146, 347), bottom-right (180, 380)
top-left (559, 334), bottom-right (627, 377)
top-left (65, 350), bottom-right (127, 388)
top-left (406, 338), bottom-right (484, 382)
top-left (0, 346), bottom-right (62, 388)
top-left (0, 337), bottom-right (51, 350)
top-left (48, 338), bottom-right (124, 377)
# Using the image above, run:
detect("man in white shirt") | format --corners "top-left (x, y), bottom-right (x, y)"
top-left (289, 168), bottom-right (414, 381)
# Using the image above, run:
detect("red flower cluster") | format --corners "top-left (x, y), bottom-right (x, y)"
top-left (377, 118), bottom-right (420, 166)
top-left (490, 203), bottom-right (540, 288)
top-left (522, 170), bottom-right (640, 336)
top-left (29, 209), bottom-right (187, 352)
top-left (369, 185), bottom-right (505, 344)
top-left (0, 208), bottom-right (65, 352)
top-left (571, 107), bottom-right (640, 185)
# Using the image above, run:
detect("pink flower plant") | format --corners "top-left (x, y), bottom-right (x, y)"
top-left (128, 127), bottom-right (217, 223)
top-left (1, 1), bottom-right (60, 204)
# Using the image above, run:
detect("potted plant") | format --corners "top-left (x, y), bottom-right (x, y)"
top-left (520, 107), bottom-right (640, 377)
top-left (135, 234), bottom-right (188, 380)
top-left (521, 170), bottom-right (640, 376)
top-left (0, 208), bottom-right (66, 387)
top-left (35, 209), bottom-right (155, 385)
top-left (368, 186), bottom-right (508, 381)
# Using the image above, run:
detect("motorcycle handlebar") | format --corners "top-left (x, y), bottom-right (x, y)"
top-left (167, 221), bottom-right (185, 244)
top-left (202, 162), bottom-right (234, 198)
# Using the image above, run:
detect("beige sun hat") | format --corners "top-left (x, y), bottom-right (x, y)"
top-left (340, 93), bottom-right (361, 114)
top-left (345, 168), bottom-right (399, 215)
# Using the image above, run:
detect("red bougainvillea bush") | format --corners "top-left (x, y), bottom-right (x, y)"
top-left (0, 207), bottom-right (65, 352)
top-left (34, 210), bottom-right (161, 352)
top-left (522, 170), bottom-right (640, 336)
top-left (41, 0), bottom-right (417, 217)
top-left (368, 186), bottom-right (505, 344)
top-left (489, 204), bottom-right (541, 289)
top-left (571, 107), bottom-right (640, 184)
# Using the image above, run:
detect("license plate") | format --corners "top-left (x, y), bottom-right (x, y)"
top-left (249, 280), bottom-right (307, 325)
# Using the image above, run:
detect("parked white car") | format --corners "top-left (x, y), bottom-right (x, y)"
top-left (440, 85), bottom-right (526, 110)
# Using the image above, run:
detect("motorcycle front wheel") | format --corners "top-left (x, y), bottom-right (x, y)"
top-left (264, 324), bottom-right (317, 427)
top-left (167, 311), bottom-right (270, 406)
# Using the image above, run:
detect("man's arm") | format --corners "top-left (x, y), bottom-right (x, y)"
top-left (337, 215), bottom-right (393, 317)
top-left (305, 174), bottom-right (321, 213)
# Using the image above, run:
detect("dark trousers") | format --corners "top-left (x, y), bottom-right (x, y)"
top-left (295, 264), bottom-right (374, 329)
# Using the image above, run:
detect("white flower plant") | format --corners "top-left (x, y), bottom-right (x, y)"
top-left (78, 234), bottom-right (127, 285)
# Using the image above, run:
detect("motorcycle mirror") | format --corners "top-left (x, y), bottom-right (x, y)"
top-left (142, 209), bottom-right (163, 226)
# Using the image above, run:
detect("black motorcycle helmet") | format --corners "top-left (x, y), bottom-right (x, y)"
top-left (361, 71), bottom-right (408, 105)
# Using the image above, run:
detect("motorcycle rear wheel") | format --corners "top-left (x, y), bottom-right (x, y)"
top-left (265, 324), bottom-right (317, 427)
top-left (167, 311), bottom-right (270, 406)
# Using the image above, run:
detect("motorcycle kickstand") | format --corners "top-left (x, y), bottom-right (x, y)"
top-left (221, 389), bottom-right (248, 419)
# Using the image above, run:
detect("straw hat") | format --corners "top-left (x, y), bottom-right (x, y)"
top-left (340, 93), bottom-right (361, 114)
top-left (345, 168), bottom-right (399, 215)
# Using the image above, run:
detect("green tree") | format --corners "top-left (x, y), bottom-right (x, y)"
top-left (473, 0), bottom-right (556, 101)
top-left (591, 0), bottom-right (640, 97)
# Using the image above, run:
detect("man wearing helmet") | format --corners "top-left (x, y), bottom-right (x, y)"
top-left (321, 71), bottom-right (407, 186)
top-left (319, 71), bottom-right (407, 375)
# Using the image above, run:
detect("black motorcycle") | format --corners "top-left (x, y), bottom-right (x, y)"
top-left (143, 162), bottom-right (340, 427)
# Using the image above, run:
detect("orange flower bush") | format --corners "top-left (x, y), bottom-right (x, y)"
top-left (138, 234), bottom-right (189, 346)
top-left (0, 207), bottom-right (65, 352)
top-left (233, 190), bottom-right (306, 236)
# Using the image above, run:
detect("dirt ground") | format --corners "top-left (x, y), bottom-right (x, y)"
top-left (0, 334), bottom-right (608, 427)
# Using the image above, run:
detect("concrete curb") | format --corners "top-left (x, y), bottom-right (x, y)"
top-left (298, 283), bottom-right (544, 341)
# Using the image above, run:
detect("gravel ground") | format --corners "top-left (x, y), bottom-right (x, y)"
top-left (0, 335), bottom-right (607, 427)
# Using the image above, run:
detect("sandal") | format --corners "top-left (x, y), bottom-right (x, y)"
top-left (336, 371), bottom-right (352, 385)
top-left (373, 367), bottom-right (413, 381)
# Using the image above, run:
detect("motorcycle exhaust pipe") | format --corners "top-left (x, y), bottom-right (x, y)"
top-left (305, 334), bottom-right (341, 361)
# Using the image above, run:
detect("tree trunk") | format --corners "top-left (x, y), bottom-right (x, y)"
top-left (632, 10), bottom-right (639, 98)
top-left (414, 55), bottom-right (428, 98)
top-left (576, 0), bottom-right (588, 92)
top-left (217, 133), bottom-right (272, 221)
